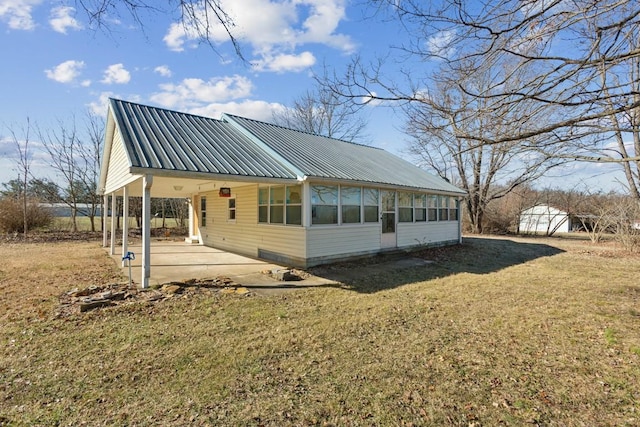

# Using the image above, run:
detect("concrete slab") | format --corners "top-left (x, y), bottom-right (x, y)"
top-left (108, 240), bottom-right (338, 295)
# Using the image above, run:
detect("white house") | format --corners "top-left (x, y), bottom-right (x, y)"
top-left (99, 99), bottom-right (466, 288)
top-left (519, 204), bottom-right (575, 234)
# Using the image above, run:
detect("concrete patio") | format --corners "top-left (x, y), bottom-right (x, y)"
top-left (107, 240), bottom-right (338, 295)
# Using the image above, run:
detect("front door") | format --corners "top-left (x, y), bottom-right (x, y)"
top-left (381, 190), bottom-right (396, 249)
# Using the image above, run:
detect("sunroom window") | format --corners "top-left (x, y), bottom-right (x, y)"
top-left (428, 195), bottom-right (438, 221)
top-left (363, 188), bottom-right (379, 223)
top-left (341, 186), bottom-right (361, 224)
top-left (415, 194), bottom-right (427, 222)
top-left (398, 192), bottom-right (414, 222)
top-left (286, 185), bottom-right (302, 225)
top-left (311, 185), bottom-right (338, 225)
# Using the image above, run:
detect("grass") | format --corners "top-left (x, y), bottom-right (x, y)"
top-left (1, 235), bottom-right (639, 425)
top-left (50, 216), bottom-right (183, 232)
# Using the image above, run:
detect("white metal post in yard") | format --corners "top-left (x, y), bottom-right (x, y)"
top-left (121, 186), bottom-right (129, 267)
top-left (141, 175), bottom-right (153, 289)
top-left (122, 251), bottom-right (135, 287)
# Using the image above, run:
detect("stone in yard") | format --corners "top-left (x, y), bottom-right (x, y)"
top-left (161, 284), bottom-right (183, 294)
top-left (79, 300), bottom-right (114, 312)
top-left (272, 269), bottom-right (301, 281)
top-left (70, 286), bottom-right (99, 297)
top-left (235, 287), bottom-right (250, 295)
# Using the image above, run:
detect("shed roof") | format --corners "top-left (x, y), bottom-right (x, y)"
top-left (105, 98), bottom-right (465, 194)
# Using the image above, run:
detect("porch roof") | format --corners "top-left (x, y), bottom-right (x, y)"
top-left (108, 98), bottom-right (300, 180)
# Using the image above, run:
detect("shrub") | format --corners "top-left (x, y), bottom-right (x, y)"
top-left (0, 198), bottom-right (52, 233)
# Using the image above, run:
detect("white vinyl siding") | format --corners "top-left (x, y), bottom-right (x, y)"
top-left (104, 130), bottom-right (138, 194)
top-left (306, 224), bottom-right (380, 259)
top-left (200, 185), bottom-right (306, 259)
top-left (396, 221), bottom-right (460, 247)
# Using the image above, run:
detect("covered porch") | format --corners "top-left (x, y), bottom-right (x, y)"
top-left (100, 173), bottom-right (293, 289)
top-left (106, 239), bottom-right (338, 294)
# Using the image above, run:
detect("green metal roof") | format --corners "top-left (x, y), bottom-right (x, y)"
top-left (224, 113), bottom-right (465, 194)
top-left (108, 98), bottom-right (465, 194)
top-left (109, 98), bottom-right (298, 180)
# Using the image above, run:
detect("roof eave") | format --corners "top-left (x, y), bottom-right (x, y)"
top-left (303, 175), bottom-right (467, 196)
top-left (129, 166), bottom-right (300, 185)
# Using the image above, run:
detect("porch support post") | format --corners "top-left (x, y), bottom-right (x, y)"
top-left (458, 198), bottom-right (463, 244)
top-left (102, 194), bottom-right (108, 247)
top-left (302, 181), bottom-right (311, 228)
top-left (188, 195), bottom-right (195, 239)
top-left (121, 186), bottom-right (129, 266)
top-left (141, 175), bottom-right (153, 289)
top-left (110, 192), bottom-right (117, 255)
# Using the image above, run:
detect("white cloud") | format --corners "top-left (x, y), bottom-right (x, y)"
top-left (101, 63), bottom-right (131, 84)
top-left (361, 91), bottom-right (384, 106)
top-left (154, 65), bottom-right (172, 77)
top-left (87, 92), bottom-right (115, 116)
top-left (252, 51), bottom-right (316, 73)
top-left (49, 5), bottom-right (81, 34)
top-left (44, 59), bottom-right (85, 84)
top-left (426, 29), bottom-right (457, 59)
top-left (0, 0), bottom-right (41, 30)
top-left (150, 75), bottom-right (254, 109)
top-left (87, 91), bottom-right (143, 116)
top-left (163, 0), bottom-right (355, 72)
top-left (189, 100), bottom-right (287, 122)
top-left (147, 73), bottom-right (283, 122)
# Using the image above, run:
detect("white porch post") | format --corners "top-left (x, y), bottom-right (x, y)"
top-left (141, 175), bottom-right (153, 289)
top-left (110, 193), bottom-right (117, 255)
top-left (121, 186), bottom-right (129, 266)
top-left (188, 195), bottom-right (195, 239)
top-left (302, 181), bottom-right (311, 228)
top-left (102, 194), bottom-right (108, 247)
top-left (458, 198), bottom-right (463, 244)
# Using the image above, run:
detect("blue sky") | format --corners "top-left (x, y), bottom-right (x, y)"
top-left (0, 0), bottom-right (626, 192)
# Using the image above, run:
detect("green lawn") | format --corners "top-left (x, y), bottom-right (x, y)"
top-left (1, 236), bottom-right (638, 426)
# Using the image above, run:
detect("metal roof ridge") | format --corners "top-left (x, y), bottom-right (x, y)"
top-left (221, 113), bottom-right (307, 181)
top-left (222, 112), bottom-right (384, 150)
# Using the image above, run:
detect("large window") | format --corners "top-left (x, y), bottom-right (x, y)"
top-left (200, 196), bottom-right (207, 226)
top-left (398, 192), bottom-right (414, 223)
top-left (415, 194), bottom-right (427, 222)
top-left (363, 188), bottom-right (379, 223)
top-left (259, 185), bottom-right (302, 225)
top-left (312, 185), bottom-right (338, 224)
top-left (341, 186), bottom-right (361, 224)
top-left (428, 195), bottom-right (438, 221)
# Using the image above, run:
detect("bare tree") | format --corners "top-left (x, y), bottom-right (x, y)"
top-left (38, 118), bottom-right (85, 232)
top-left (77, 111), bottom-right (105, 231)
top-left (405, 59), bottom-right (565, 233)
top-left (7, 119), bottom-right (33, 236)
top-left (330, 0), bottom-right (640, 196)
top-left (73, 0), bottom-right (243, 59)
top-left (273, 68), bottom-right (369, 143)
